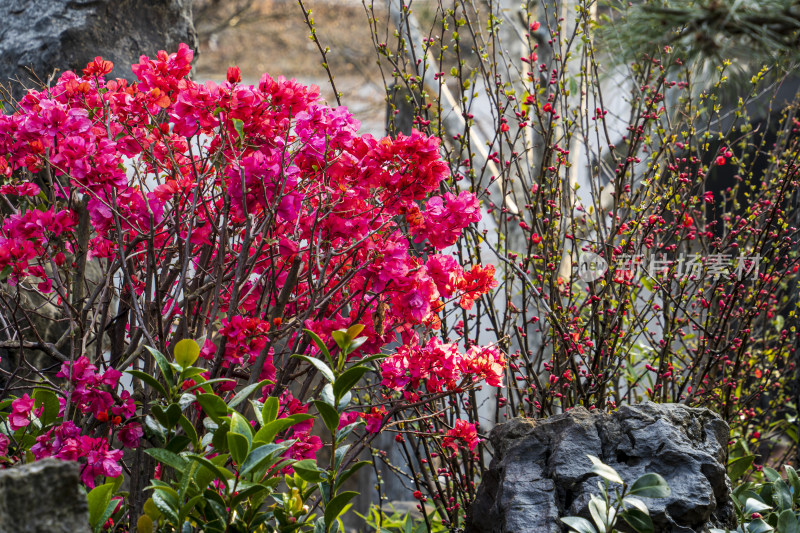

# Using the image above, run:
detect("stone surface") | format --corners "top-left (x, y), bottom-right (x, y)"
top-left (0, 459), bottom-right (90, 533)
top-left (0, 0), bottom-right (196, 98)
top-left (467, 402), bottom-right (736, 533)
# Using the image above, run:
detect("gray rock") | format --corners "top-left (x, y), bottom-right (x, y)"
top-left (0, 458), bottom-right (90, 533)
top-left (0, 0), bottom-right (196, 98)
top-left (467, 402), bottom-right (736, 533)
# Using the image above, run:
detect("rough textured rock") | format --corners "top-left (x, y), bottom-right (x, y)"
top-left (0, 459), bottom-right (90, 533)
top-left (0, 0), bottom-right (196, 97)
top-left (467, 402), bottom-right (735, 533)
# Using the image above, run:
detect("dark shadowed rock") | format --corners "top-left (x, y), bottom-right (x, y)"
top-left (0, 0), bottom-right (196, 98)
top-left (467, 402), bottom-right (735, 533)
top-left (0, 458), bottom-right (89, 533)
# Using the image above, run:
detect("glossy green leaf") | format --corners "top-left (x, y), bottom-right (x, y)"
top-left (182, 378), bottom-right (236, 394)
top-left (127, 370), bottom-right (169, 399)
top-left (32, 388), bottom-right (59, 427)
top-left (729, 455), bottom-right (756, 482)
top-left (324, 491), bottom-right (359, 531)
top-left (305, 329), bottom-right (334, 368)
top-left (629, 473), bottom-right (671, 498)
top-left (778, 509), bottom-right (800, 533)
top-left (196, 394), bottom-right (229, 423)
top-left (332, 366), bottom-right (370, 402)
top-left (145, 448), bottom-right (189, 472)
top-left (786, 465), bottom-right (800, 501)
top-left (334, 461), bottom-right (370, 491)
top-left (620, 508), bottom-right (653, 533)
top-left (292, 354), bottom-right (335, 383)
top-left (293, 459), bottom-right (325, 483)
top-left (229, 411), bottom-right (253, 445)
top-left (227, 432), bottom-right (249, 465)
top-left (87, 482), bottom-right (115, 529)
top-left (262, 396), bottom-right (279, 424)
top-left (173, 339), bottom-right (200, 368)
top-left (588, 455), bottom-right (624, 485)
top-left (151, 489), bottom-right (180, 525)
top-left (240, 443), bottom-right (289, 477)
top-left (315, 400), bottom-right (340, 434)
top-left (254, 414), bottom-right (314, 444)
top-left (227, 380), bottom-right (270, 409)
top-left (145, 345), bottom-right (175, 387)
top-left (773, 479), bottom-right (792, 511)
top-left (747, 518), bottom-right (774, 533)
top-left (561, 516), bottom-right (598, 533)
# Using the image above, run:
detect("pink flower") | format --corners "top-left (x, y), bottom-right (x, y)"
top-left (362, 406), bottom-right (386, 434)
top-left (442, 420), bottom-right (481, 452)
top-left (9, 394), bottom-right (36, 430)
top-left (117, 422), bottom-right (143, 448)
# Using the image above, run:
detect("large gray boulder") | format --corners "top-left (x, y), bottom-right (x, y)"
top-left (0, 0), bottom-right (196, 97)
top-left (0, 459), bottom-right (90, 533)
top-left (467, 402), bottom-right (736, 533)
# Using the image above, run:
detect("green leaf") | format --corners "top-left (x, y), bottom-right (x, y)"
top-left (293, 459), bottom-right (325, 483)
top-left (178, 393), bottom-right (196, 411)
top-left (152, 489), bottom-right (180, 525)
top-left (196, 394), bottom-right (229, 423)
top-left (561, 516), bottom-right (598, 533)
top-left (324, 491), bottom-right (359, 531)
top-left (333, 366), bottom-right (370, 402)
top-left (785, 465), bottom-right (800, 501)
top-left (334, 461), bottom-right (370, 491)
top-left (346, 324), bottom-right (365, 339)
top-left (588, 455), bottom-right (624, 485)
top-left (165, 404), bottom-right (182, 428)
top-left (165, 435), bottom-right (192, 454)
top-left (764, 467), bottom-right (782, 483)
top-left (778, 509), bottom-right (800, 533)
top-left (228, 432), bottom-right (249, 465)
top-left (331, 330), bottom-right (349, 353)
top-left (744, 497), bottom-right (772, 516)
top-left (190, 454), bottom-right (234, 481)
top-left (588, 494), bottom-right (614, 532)
top-left (228, 380), bottom-right (270, 409)
top-left (127, 370), bottom-right (169, 399)
top-left (87, 482), bottom-right (115, 529)
top-left (336, 421), bottom-right (360, 445)
top-left (355, 353), bottom-right (385, 365)
top-left (182, 378), bottom-right (236, 394)
top-left (320, 384), bottom-right (336, 407)
top-left (232, 118), bottom-right (244, 143)
top-left (174, 339), bottom-right (200, 369)
top-left (32, 389), bottom-right (59, 427)
top-left (620, 508), bottom-right (653, 533)
top-left (254, 414), bottom-right (314, 444)
top-left (229, 411), bottom-right (253, 445)
top-left (747, 518), bottom-right (774, 533)
top-left (262, 397), bottom-right (279, 424)
top-left (305, 329), bottom-right (334, 368)
top-left (145, 345), bottom-right (175, 387)
top-left (315, 400), bottom-right (340, 434)
top-left (240, 443), bottom-right (289, 477)
top-left (729, 455), bottom-right (756, 482)
top-left (773, 479), bottom-right (792, 511)
top-left (623, 496), bottom-right (649, 515)
top-left (144, 448), bottom-right (189, 472)
top-left (629, 473), bottom-right (671, 498)
top-left (292, 354), bottom-right (335, 383)
top-left (334, 444), bottom-right (350, 471)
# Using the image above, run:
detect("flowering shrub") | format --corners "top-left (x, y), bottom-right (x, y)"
top-left (353, 0), bottom-right (800, 527)
top-left (0, 42), bottom-right (499, 531)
